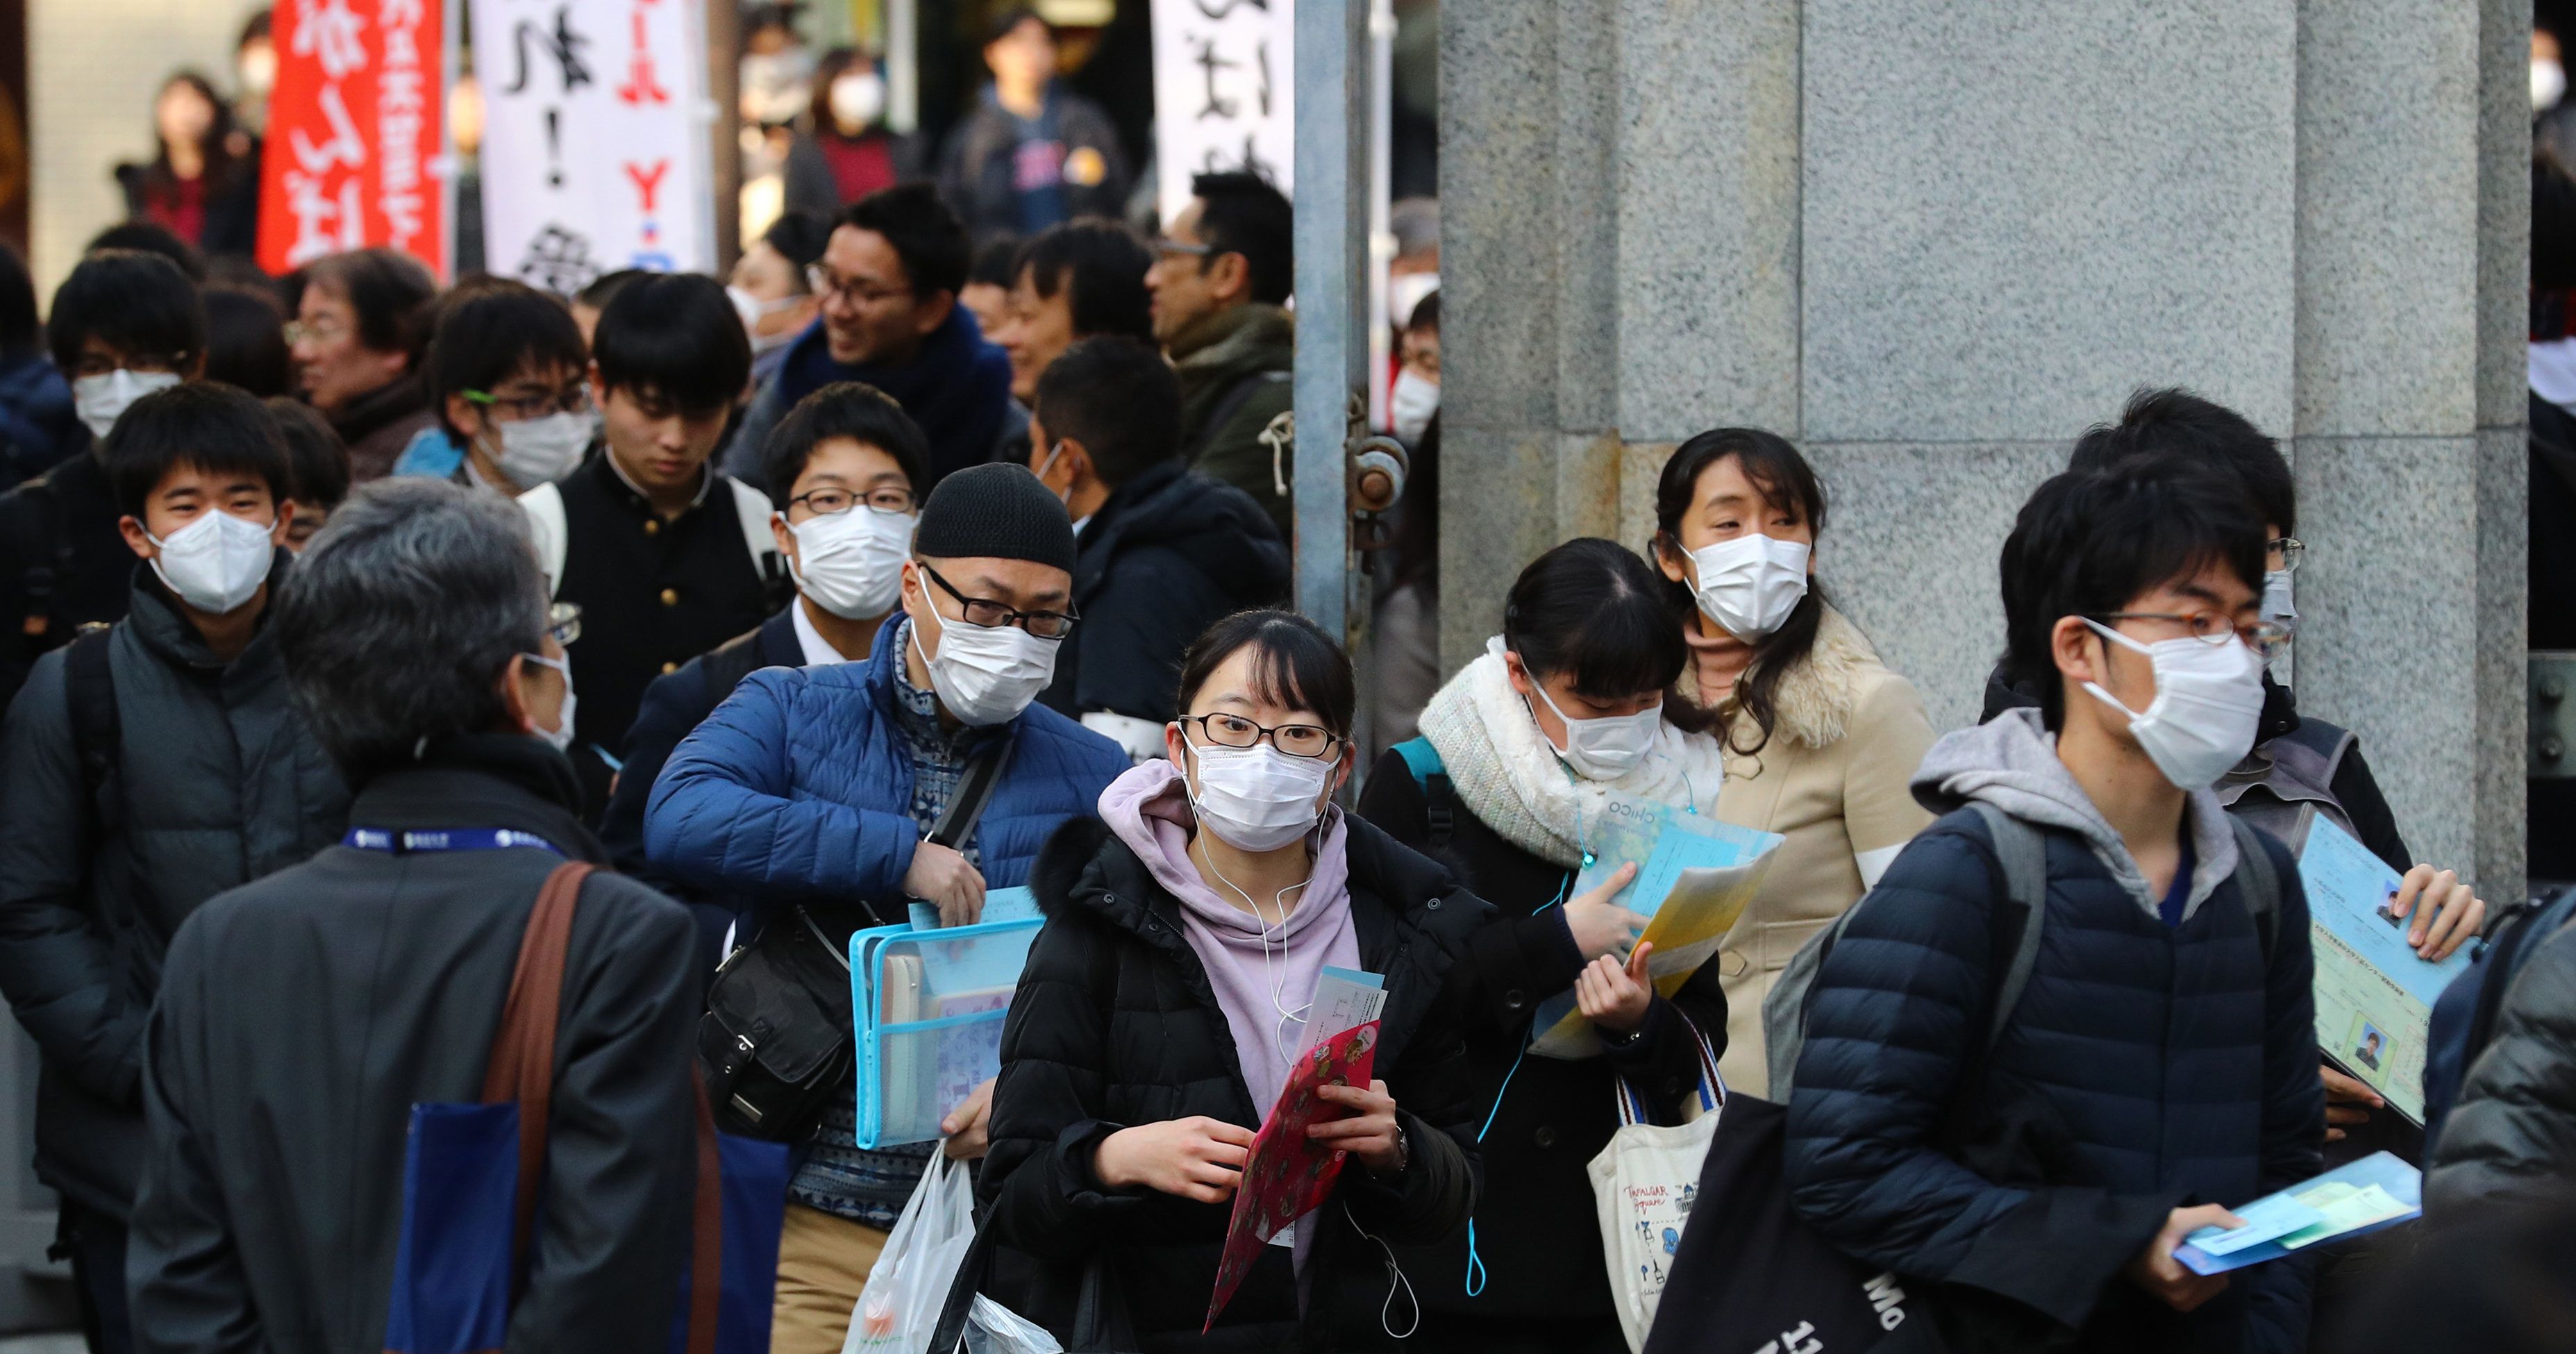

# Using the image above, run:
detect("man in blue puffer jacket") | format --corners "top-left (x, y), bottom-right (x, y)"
top-left (645, 462), bottom-right (1126, 1354)
top-left (1786, 460), bottom-right (2323, 1353)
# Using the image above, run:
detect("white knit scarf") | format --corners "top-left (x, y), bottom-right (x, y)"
top-left (1415, 642), bottom-right (1730, 868)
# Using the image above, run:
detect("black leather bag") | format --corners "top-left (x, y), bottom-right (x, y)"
top-left (696, 742), bottom-right (1009, 1142)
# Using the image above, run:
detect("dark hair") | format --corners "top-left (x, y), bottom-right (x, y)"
top-left (1176, 609), bottom-right (1358, 739)
top-left (841, 183), bottom-right (972, 298)
top-left (2320, 1196), bottom-right (2576, 1354)
top-left (296, 249), bottom-right (436, 364)
top-left (106, 381), bottom-right (293, 518)
top-left (1405, 289), bottom-right (1439, 333)
top-left (985, 6), bottom-right (1050, 46)
top-left (138, 72), bottom-right (245, 208)
top-left (1999, 458), bottom-right (2268, 732)
top-left (1653, 428), bottom-right (1830, 751)
top-left (238, 7), bottom-right (270, 47)
top-left (265, 395), bottom-right (350, 508)
top-left (576, 267), bottom-right (647, 312)
top-left (969, 237), bottom-right (1021, 289)
top-left (761, 208), bottom-right (834, 280)
top-left (426, 288), bottom-right (587, 437)
top-left (1190, 171), bottom-right (1294, 306)
top-left (1014, 221), bottom-right (1153, 342)
top-left (763, 381), bottom-right (930, 500)
top-left (1032, 336), bottom-right (1180, 487)
top-left (48, 249), bottom-right (206, 375)
top-left (202, 284), bottom-right (290, 396)
top-left (592, 272), bottom-right (751, 417)
top-left (86, 220), bottom-right (206, 281)
top-left (1505, 538), bottom-right (1689, 702)
top-left (2066, 386), bottom-right (2295, 537)
top-left (0, 242), bottom-right (35, 358)
top-left (272, 478), bottom-right (549, 781)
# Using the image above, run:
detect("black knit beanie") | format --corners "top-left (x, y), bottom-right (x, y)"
top-left (912, 462), bottom-right (1078, 573)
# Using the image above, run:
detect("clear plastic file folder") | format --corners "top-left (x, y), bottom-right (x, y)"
top-left (851, 912), bottom-right (1043, 1149)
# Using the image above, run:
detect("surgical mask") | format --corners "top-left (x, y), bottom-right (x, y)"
top-left (785, 507), bottom-right (911, 619)
top-left (522, 651), bottom-right (577, 753)
top-left (828, 72), bottom-right (886, 131)
top-left (2261, 570), bottom-right (2296, 631)
top-left (73, 369), bottom-right (182, 441)
top-left (485, 411), bottom-right (591, 489)
top-left (1528, 679), bottom-right (1659, 782)
top-left (1684, 534), bottom-right (1811, 640)
top-left (910, 601), bottom-right (1059, 726)
top-left (1391, 369), bottom-right (1439, 445)
top-left (147, 510), bottom-right (275, 615)
top-left (2539, 57), bottom-right (2567, 111)
top-left (1033, 441), bottom-right (1073, 503)
top-left (1186, 739), bottom-right (1332, 853)
top-left (2081, 620), bottom-right (2266, 792)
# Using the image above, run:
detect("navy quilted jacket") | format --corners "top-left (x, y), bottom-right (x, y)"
top-left (1784, 713), bottom-right (2323, 1354)
top-left (642, 621), bottom-right (1128, 908)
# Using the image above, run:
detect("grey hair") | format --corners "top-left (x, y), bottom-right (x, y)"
top-left (271, 478), bottom-right (548, 779)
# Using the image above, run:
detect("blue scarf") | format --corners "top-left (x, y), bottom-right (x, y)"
top-left (776, 304), bottom-right (1014, 487)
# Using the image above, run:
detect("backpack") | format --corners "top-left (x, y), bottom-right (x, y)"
top-left (1390, 736), bottom-right (1464, 853)
top-left (1763, 803), bottom-right (2283, 1102)
top-left (2420, 885), bottom-right (2576, 1146)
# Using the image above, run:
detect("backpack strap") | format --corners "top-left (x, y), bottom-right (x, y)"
top-left (63, 627), bottom-right (121, 835)
top-left (517, 481), bottom-right (569, 599)
top-left (722, 476), bottom-right (789, 605)
top-left (15, 473), bottom-right (71, 640)
top-left (1390, 738), bottom-right (1455, 853)
top-left (1967, 803), bottom-right (2049, 1050)
top-left (2225, 814), bottom-right (2282, 962)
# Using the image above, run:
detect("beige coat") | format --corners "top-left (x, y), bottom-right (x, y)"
top-left (1689, 608), bottom-right (1937, 1096)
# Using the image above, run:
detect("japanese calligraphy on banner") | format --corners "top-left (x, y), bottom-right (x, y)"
top-left (1148, 0), bottom-right (1293, 224)
top-left (471, 0), bottom-right (714, 294)
top-left (257, 0), bottom-right (450, 276)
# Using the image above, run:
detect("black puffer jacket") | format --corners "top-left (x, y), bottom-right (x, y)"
top-left (1037, 462), bottom-right (1290, 729)
top-left (979, 812), bottom-right (1488, 1353)
top-left (2426, 917), bottom-right (2576, 1212)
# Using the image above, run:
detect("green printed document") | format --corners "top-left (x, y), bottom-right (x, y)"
top-left (2298, 818), bottom-right (2473, 1124)
top-left (2177, 1151), bottom-right (2420, 1275)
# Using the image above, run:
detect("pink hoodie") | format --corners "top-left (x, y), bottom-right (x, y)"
top-left (1096, 760), bottom-right (1363, 1123)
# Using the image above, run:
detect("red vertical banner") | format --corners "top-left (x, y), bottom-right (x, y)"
top-left (258, 0), bottom-right (448, 277)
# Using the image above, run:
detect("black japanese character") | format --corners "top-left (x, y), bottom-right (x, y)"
top-left (506, 6), bottom-right (593, 97)
top-left (1193, 37), bottom-right (1239, 119)
top-left (1194, 0), bottom-right (1268, 15)
top-left (517, 224), bottom-right (600, 298)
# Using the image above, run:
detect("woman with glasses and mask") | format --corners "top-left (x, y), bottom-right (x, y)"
top-left (1651, 428), bottom-right (1937, 1098)
top-left (979, 609), bottom-right (1483, 1353)
top-left (1355, 538), bottom-right (1730, 1354)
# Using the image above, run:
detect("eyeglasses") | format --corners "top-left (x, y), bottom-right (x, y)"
top-left (789, 485), bottom-right (916, 516)
top-left (1182, 712), bottom-right (1343, 761)
top-left (1151, 237), bottom-right (1214, 263)
top-left (467, 386), bottom-right (596, 422)
top-left (2090, 612), bottom-right (2291, 660)
top-left (2267, 536), bottom-right (2306, 574)
top-left (922, 564), bottom-right (1076, 639)
top-left (282, 319), bottom-right (348, 346)
top-left (547, 601), bottom-right (583, 646)
top-left (804, 264), bottom-right (913, 308)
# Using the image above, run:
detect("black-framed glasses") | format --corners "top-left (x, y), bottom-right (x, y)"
top-left (546, 601), bottom-right (583, 646)
top-left (922, 564), bottom-right (1076, 639)
top-left (1182, 712), bottom-right (1342, 760)
top-left (467, 385), bottom-right (595, 423)
top-left (2090, 612), bottom-right (2291, 660)
top-left (804, 263), bottom-right (913, 308)
top-left (789, 485), bottom-right (916, 516)
top-left (2266, 536), bottom-right (2306, 574)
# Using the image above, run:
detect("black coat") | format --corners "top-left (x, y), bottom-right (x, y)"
top-left (1357, 750), bottom-right (1730, 1329)
top-left (127, 735), bottom-right (701, 1353)
top-left (1038, 462), bottom-right (1291, 728)
top-left (0, 446), bottom-right (135, 710)
top-left (935, 84), bottom-right (1130, 246)
top-left (978, 813), bottom-right (1488, 1353)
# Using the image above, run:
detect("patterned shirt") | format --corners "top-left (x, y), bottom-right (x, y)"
top-left (789, 617), bottom-right (981, 1226)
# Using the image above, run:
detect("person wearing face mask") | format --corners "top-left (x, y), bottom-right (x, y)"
top-left (783, 47), bottom-right (926, 222)
top-left (1649, 428), bottom-right (1936, 1094)
top-left (645, 462), bottom-right (1125, 1354)
top-left (0, 249), bottom-right (206, 708)
top-left (1025, 336), bottom-right (1285, 758)
top-left (0, 383), bottom-right (349, 1354)
top-left (126, 478), bottom-right (706, 1354)
top-left (730, 209), bottom-right (832, 388)
top-left (601, 382), bottom-right (926, 978)
top-left (1390, 290), bottom-right (1439, 446)
top-left (1784, 459), bottom-right (2322, 1354)
top-left (416, 286), bottom-right (594, 497)
top-left (977, 609), bottom-right (1482, 1352)
top-left (1351, 539), bottom-right (1729, 1353)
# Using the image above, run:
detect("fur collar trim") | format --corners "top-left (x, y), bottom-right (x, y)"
top-left (1681, 606), bottom-right (1888, 752)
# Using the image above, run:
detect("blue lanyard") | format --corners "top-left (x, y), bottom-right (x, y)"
top-left (342, 828), bottom-right (564, 856)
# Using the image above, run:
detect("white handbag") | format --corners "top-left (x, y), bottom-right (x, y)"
top-left (1587, 1022), bottom-right (1725, 1354)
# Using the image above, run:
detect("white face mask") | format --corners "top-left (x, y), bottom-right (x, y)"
top-left (786, 507), bottom-right (912, 619)
top-left (2260, 570), bottom-right (2295, 631)
top-left (1185, 739), bottom-right (1333, 853)
top-left (910, 589), bottom-right (1060, 726)
top-left (485, 411), bottom-right (591, 489)
top-left (74, 369), bottom-right (183, 441)
top-left (1684, 533), bottom-right (1811, 640)
top-left (147, 510), bottom-right (275, 615)
top-left (1391, 368), bottom-right (1439, 445)
top-left (2081, 620), bottom-right (2266, 792)
top-left (2539, 57), bottom-right (2567, 111)
top-left (522, 651), bottom-right (577, 753)
top-left (829, 72), bottom-right (887, 131)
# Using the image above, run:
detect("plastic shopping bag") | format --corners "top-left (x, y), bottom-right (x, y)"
top-left (841, 1152), bottom-right (977, 1353)
top-left (962, 1295), bottom-right (1065, 1354)
top-left (1588, 1026), bottom-right (1723, 1353)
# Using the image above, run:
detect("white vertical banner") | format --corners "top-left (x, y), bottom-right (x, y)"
top-left (1150, 0), bottom-right (1294, 226)
top-left (471, 0), bottom-right (715, 292)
